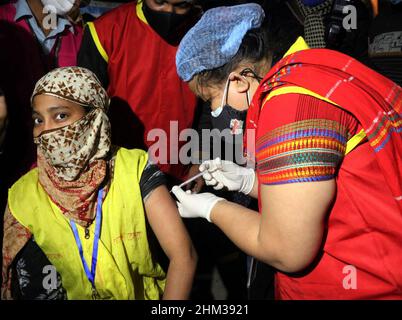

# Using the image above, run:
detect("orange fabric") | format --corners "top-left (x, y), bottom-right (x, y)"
top-left (256, 92), bottom-right (361, 185)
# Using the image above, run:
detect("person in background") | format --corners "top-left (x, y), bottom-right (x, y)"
top-left (77, 0), bottom-right (201, 183)
top-left (173, 4), bottom-right (402, 299)
top-left (0, 0), bottom-right (84, 216)
top-left (0, 0), bottom-right (85, 288)
top-left (259, 0), bottom-right (373, 63)
top-left (368, 0), bottom-right (402, 86)
top-left (1, 66), bottom-right (197, 300)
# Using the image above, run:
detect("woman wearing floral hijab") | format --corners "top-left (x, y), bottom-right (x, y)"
top-left (1, 66), bottom-right (197, 300)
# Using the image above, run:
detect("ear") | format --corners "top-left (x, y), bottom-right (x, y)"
top-left (228, 72), bottom-right (250, 94)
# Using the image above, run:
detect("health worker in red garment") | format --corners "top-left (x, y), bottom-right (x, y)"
top-left (173, 4), bottom-right (402, 299)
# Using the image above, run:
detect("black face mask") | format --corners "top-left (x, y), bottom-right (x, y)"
top-left (142, 1), bottom-right (200, 45)
top-left (211, 105), bottom-right (247, 136)
top-left (211, 69), bottom-right (261, 136)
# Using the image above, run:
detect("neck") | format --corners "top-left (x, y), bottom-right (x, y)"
top-left (26, 0), bottom-right (52, 36)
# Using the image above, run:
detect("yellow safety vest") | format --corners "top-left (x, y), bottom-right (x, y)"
top-left (8, 148), bottom-right (166, 300)
top-left (264, 37), bottom-right (366, 155)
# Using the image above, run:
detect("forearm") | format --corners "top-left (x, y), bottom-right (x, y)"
top-left (209, 200), bottom-right (281, 267)
top-left (162, 250), bottom-right (197, 300)
top-left (209, 198), bottom-right (326, 273)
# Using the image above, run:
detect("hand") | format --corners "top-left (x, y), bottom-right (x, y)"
top-left (185, 164), bottom-right (205, 193)
top-left (171, 186), bottom-right (224, 222)
top-left (199, 158), bottom-right (255, 195)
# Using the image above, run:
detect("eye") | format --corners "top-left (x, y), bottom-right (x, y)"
top-left (55, 113), bottom-right (68, 121)
top-left (33, 116), bottom-right (43, 126)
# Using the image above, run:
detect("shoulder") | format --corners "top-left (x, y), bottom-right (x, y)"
top-left (115, 147), bottom-right (148, 162)
top-left (93, 2), bottom-right (137, 30)
top-left (113, 147), bottom-right (149, 180)
top-left (258, 89), bottom-right (358, 134)
top-left (10, 168), bottom-right (39, 193)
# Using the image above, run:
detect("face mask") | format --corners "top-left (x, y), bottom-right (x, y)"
top-left (210, 78), bottom-right (250, 136)
top-left (142, 1), bottom-right (199, 45)
top-left (34, 108), bottom-right (111, 181)
top-left (41, 0), bottom-right (75, 16)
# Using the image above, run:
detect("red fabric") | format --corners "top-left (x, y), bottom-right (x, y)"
top-left (93, 2), bottom-right (197, 181)
top-left (255, 92), bottom-right (360, 185)
top-left (246, 48), bottom-right (402, 203)
top-left (246, 49), bottom-right (402, 299)
top-left (0, 3), bottom-right (82, 68)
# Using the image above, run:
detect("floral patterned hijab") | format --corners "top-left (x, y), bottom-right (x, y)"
top-left (31, 66), bottom-right (112, 227)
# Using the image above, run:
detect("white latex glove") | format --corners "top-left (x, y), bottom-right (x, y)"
top-left (171, 186), bottom-right (225, 222)
top-left (41, 0), bottom-right (75, 15)
top-left (199, 158), bottom-right (256, 195)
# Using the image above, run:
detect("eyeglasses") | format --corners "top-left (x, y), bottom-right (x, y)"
top-left (239, 68), bottom-right (263, 82)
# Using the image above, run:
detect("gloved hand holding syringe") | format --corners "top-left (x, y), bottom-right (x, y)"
top-left (170, 171), bottom-right (204, 192)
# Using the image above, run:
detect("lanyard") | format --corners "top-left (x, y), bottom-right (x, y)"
top-left (70, 188), bottom-right (104, 298)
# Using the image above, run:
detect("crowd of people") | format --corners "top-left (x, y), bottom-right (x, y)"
top-left (0, 0), bottom-right (401, 300)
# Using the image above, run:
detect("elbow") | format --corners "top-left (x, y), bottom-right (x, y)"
top-left (258, 243), bottom-right (320, 274)
top-left (261, 254), bottom-right (317, 274)
top-left (274, 257), bottom-right (315, 274)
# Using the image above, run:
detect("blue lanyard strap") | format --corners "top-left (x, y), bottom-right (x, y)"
top-left (70, 188), bottom-right (104, 289)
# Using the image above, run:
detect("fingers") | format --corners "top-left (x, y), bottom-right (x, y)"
top-left (171, 186), bottom-right (186, 202)
top-left (205, 177), bottom-right (218, 187)
top-left (199, 161), bottom-right (209, 173)
top-left (202, 171), bottom-right (212, 181)
top-left (209, 157), bottom-right (222, 171)
top-left (200, 158), bottom-right (222, 173)
top-left (213, 182), bottom-right (224, 190)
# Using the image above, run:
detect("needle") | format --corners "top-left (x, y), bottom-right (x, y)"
top-left (170, 171), bottom-right (204, 192)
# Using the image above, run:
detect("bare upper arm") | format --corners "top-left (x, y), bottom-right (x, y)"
top-left (258, 179), bottom-right (336, 273)
top-left (143, 185), bottom-right (194, 260)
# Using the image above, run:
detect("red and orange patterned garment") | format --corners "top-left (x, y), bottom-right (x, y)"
top-left (245, 47), bottom-right (402, 299)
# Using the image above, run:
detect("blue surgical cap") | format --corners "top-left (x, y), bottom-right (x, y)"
top-left (176, 3), bottom-right (266, 82)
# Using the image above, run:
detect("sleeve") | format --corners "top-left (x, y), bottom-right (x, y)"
top-left (139, 160), bottom-right (167, 202)
top-left (77, 25), bottom-right (109, 88)
top-left (11, 238), bottom-right (66, 300)
top-left (255, 93), bottom-right (359, 185)
top-left (2, 206), bottom-right (31, 300)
